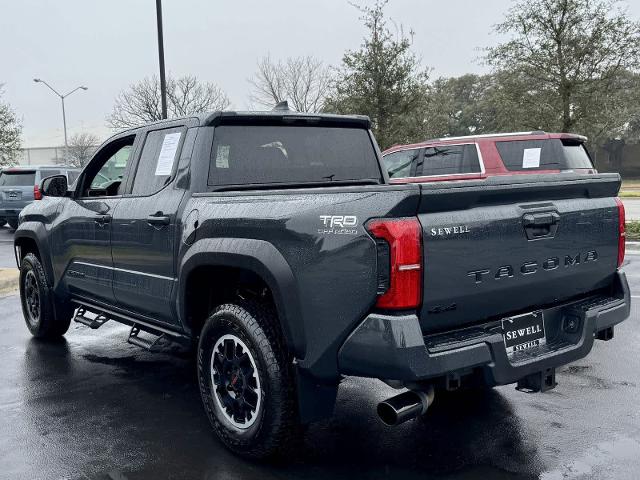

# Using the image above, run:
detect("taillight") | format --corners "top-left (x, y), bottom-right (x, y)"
top-left (366, 217), bottom-right (422, 309)
top-left (615, 197), bottom-right (625, 268)
top-left (34, 184), bottom-right (42, 200)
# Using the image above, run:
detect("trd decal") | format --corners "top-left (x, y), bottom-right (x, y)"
top-left (318, 215), bottom-right (358, 235)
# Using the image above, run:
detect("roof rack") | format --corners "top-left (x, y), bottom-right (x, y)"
top-left (427, 131), bottom-right (547, 142)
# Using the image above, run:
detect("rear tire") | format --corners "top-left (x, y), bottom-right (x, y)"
top-left (19, 253), bottom-right (72, 339)
top-left (197, 300), bottom-right (300, 459)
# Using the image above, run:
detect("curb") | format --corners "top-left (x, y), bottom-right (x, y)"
top-left (0, 268), bottom-right (19, 295)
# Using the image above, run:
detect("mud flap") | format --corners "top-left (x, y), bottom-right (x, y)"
top-left (295, 367), bottom-right (338, 424)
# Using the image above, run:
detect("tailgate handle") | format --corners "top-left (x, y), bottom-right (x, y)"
top-left (522, 212), bottom-right (559, 240)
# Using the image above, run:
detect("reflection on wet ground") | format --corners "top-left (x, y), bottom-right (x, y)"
top-left (2, 256), bottom-right (640, 479)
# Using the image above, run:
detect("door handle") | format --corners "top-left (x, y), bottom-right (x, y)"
top-left (94, 214), bottom-right (112, 225)
top-left (522, 212), bottom-right (559, 239)
top-left (523, 212), bottom-right (559, 228)
top-left (147, 212), bottom-right (170, 226)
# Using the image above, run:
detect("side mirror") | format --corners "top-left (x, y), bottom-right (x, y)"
top-left (40, 174), bottom-right (68, 198)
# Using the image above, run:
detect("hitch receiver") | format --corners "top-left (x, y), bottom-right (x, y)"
top-left (595, 326), bottom-right (614, 341)
top-left (516, 368), bottom-right (557, 393)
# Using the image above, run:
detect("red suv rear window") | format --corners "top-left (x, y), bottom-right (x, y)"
top-left (496, 139), bottom-right (593, 171)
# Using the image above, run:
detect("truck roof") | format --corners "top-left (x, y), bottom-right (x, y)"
top-left (202, 110), bottom-right (371, 129)
top-left (118, 111), bottom-right (372, 132)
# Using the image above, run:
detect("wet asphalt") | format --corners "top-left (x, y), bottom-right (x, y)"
top-left (1, 237), bottom-right (639, 479)
top-left (0, 225), bottom-right (16, 268)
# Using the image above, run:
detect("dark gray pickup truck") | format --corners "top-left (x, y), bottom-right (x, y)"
top-left (14, 110), bottom-right (630, 458)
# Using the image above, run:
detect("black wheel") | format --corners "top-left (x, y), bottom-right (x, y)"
top-left (8, 219), bottom-right (18, 230)
top-left (197, 300), bottom-right (300, 459)
top-left (19, 253), bottom-right (72, 339)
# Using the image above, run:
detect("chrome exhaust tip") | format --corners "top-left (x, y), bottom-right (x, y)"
top-left (377, 386), bottom-right (434, 426)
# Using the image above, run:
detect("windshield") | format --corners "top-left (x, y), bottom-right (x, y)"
top-left (208, 125), bottom-right (382, 187)
top-left (0, 171), bottom-right (36, 187)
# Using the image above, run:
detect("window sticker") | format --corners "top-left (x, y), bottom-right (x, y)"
top-left (215, 145), bottom-right (230, 169)
top-left (522, 148), bottom-right (541, 168)
top-left (154, 132), bottom-right (182, 176)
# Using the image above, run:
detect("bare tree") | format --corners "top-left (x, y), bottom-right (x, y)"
top-left (107, 75), bottom-right (231, 130)
top-left (0, 85), bottom-right (22, 166)
top-left (63, 132), bottom-right (100, 167)
top-left (249, 56), bottom-right (332, 112)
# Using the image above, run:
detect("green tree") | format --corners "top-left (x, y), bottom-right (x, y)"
top-left (423, 74), bottom-right (500, 138)
top-left (0, 85), bottom-right (22, 166)
top-left (325, 0), bottom-right (429, 149)
top-left (485, 0), bottom-right (640, 142)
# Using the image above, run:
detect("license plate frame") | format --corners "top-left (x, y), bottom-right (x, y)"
top-left (502, 310), bottom-right (546, 357)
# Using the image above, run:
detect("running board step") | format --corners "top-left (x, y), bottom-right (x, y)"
top-left (128, 325), bottom-right (167, 352)
top-left (74, 307), bottom-right (110, 329)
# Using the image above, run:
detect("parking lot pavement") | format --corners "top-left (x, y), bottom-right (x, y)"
top-left (0, 225), bottom-right (16, 268)
top-left (0, 260), bottom-right (639, 480)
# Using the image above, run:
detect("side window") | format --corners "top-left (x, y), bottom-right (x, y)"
top-left (131, 128), bottom-right (184, 196)
top-left (90, 145), bottom-right (132, 190)
top-left (383, 149), bottom-right (419, 179)
top-left (495, 140), bottom-right (555, 171)
top-left (420, 144), bottom-right (481, 176)
top-left (79, 136), bottom-right (135, 198)
top-left (495, 139), bottom-right (593, 171)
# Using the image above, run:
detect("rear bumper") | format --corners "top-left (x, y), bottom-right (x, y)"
top-left (338, 271), bottom-right (630, 386)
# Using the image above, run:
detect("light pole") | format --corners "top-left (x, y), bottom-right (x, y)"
top-left (156, 0), bottom-right (168, 119)
top-left (33, 78), bottom-right (88, 154)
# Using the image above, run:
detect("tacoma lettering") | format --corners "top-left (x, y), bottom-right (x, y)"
top-left (468, 250), bottom-right (598, 284)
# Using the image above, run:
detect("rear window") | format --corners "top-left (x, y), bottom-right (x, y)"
top-left (383, 149), bottom-right (419, 178)
top-left (0, 171), bottom-right (36, 187)
top-left (418, 144), bottom-right (481, 176)
top-left (496, 139), bottom-right (593, 171)
top-left (208, 125), bottom-right (381, 187)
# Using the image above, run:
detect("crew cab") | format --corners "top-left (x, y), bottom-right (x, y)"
top-left (14, 110), bottom-right (630, 459)
top-left (382, 131), bottom-right (596, 183)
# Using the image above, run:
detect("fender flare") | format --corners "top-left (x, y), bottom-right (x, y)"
top-left (178, 237), bottom-right (305, 357)
top-left (14, 223), bottom-right (56, 288)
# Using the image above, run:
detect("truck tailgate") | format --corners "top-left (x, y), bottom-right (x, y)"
top-left (418, 174), bottom-right (621, 333)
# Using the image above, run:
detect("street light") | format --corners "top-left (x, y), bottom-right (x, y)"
top-left (33, 78), bottom-right (88, 153)
top-left (156, 0), bottom-right (167, 119)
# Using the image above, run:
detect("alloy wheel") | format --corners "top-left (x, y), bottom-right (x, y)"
top-left (210, 334), bottom-right (263, 429)
top-left (24, 270), bottom-right (40, 326)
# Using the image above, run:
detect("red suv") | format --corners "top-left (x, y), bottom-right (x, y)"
top-left (381, 131), bottom-right (596, 183)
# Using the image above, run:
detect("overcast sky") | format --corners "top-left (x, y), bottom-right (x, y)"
top-left (2, 0), bottom-right (639, 147)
